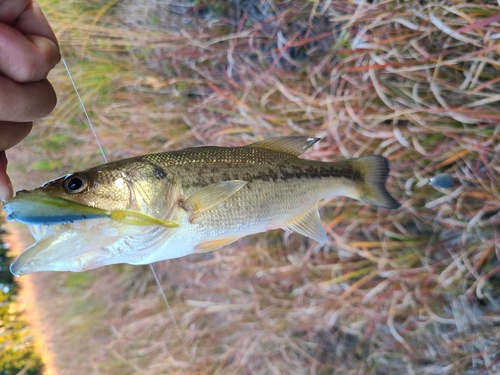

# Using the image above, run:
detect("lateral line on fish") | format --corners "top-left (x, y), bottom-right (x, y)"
top-left (62, 56), bottom-right (188, 357)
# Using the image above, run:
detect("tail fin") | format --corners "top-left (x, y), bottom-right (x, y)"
top-left (354, 156), bottom-right (400, 209)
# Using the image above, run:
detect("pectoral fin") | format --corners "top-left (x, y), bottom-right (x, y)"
top-left (184, 180), bottom-right (248, 216)
top-left (109, 210), bottom-right (179, 228)
top-left (283, 205), bottom-right (327, 243)
top-left (195, 236), bottom-right (242, 253)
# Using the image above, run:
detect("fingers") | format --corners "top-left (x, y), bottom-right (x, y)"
top-left (0, 23), bottom-right (60, 83)
top-left (0, 121), bottom-right (31, 200)
top-left (13, 1), bottom-right (61, 81)
top-left (0, 1), bottom-right (60, 200)
top-left (0, 151), bottom-right (14, 201)
top-left (14, 1), bottom-right (58, 44)
top-left (0, 1), bottom-right (60, 116)
top-left (0, 0), bottom-right (60, 82)
top-left (0, 0), bottom-right (31, 24)
top-left (0, 121), bottom-right (32, 151)
top-left (0, 75), bottom-right (57, 123)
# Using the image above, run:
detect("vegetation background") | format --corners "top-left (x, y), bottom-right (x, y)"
top-left (2, 0), bottom-right (500, 374)
top-left (0, 224), bottom-right (43, 375)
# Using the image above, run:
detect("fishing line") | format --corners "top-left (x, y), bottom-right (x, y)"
top-left (61, 57), bottom-right (108, 163)
top-left (61, 56), bottom-right (189, 357)
top-left (149, 263), bottom-right (190, 356)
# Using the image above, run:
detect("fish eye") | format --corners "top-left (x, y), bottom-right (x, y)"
top-left (63, 174), bottom-right (89, 194)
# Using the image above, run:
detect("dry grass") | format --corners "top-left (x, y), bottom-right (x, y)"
top-left (6, 0), bottom-right (500, 374)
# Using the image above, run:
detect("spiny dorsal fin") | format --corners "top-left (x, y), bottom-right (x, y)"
top-left (248, 136), bottom-right (321, 157)
top-left (283, 205), bottom-right (327, 243)
top-left (184, 180), bottom-right (248, 216)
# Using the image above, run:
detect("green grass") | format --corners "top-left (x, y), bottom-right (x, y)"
top-left (0, 225), bottom-right (44, 375)
top-left (4, 0), bottom-right (500, 374)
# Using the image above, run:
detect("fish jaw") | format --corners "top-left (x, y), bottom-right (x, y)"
top-left (10, 236), bottom-right (113, 275)
top-left (5, 178), bottom-right (182, 275)
top-left (9, 214), bottom-right (183, 275)
top-left (9, 220), bottom-right (138, 275)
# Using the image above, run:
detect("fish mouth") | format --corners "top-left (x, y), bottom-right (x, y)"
top-left (9, 220), bottom-right (174, 275)
top-left (4, 191), bottom-right (122, 275)
top-left (4, 191), bottom-right (178, 275)
top-left (9, 221), bottom-right (126, 276)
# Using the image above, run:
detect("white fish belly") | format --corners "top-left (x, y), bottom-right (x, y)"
top-left (139, 176), bottom-right (359, 263)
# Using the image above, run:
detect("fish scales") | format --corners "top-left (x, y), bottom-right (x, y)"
top-left (143, 146), bottom-right (361, 186)
top-left (3, 136), bottom-right (400, 275)
top-left (141, 146), bottom-right (362, 240)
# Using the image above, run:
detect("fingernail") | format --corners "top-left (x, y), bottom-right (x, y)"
top-left (0, 176), bottom-right (13, 201)
top-left (0, 151), bottom-right (13, 201)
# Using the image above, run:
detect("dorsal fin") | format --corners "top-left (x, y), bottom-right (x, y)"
top-left (248, 136), bottom-right (321, 157)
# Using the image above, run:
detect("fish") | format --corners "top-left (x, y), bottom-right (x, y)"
top-left (3, 136), bottom-right (400, 275)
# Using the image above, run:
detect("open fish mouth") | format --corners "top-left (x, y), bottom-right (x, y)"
top-left (3, 191), bottom-right (179, 276)
top-left (10, 221), bottom-right (126, 275)
top-left (9, 218), bottom-right (175, 276)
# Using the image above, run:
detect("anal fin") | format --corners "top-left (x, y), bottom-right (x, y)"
top-left (195, 236), bottom-right (242, 253)
top-left (283, 205), bottom-right (327, 243)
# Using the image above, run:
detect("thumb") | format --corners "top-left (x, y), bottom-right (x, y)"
top-left (0, 151), bottom-right (13, 201)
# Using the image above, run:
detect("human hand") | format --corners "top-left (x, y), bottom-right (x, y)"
top-left (0, 0), bottom-right (60, 200)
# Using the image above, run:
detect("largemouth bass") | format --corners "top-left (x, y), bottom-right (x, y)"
top-left (3, 136), bottom-right (400, 275)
